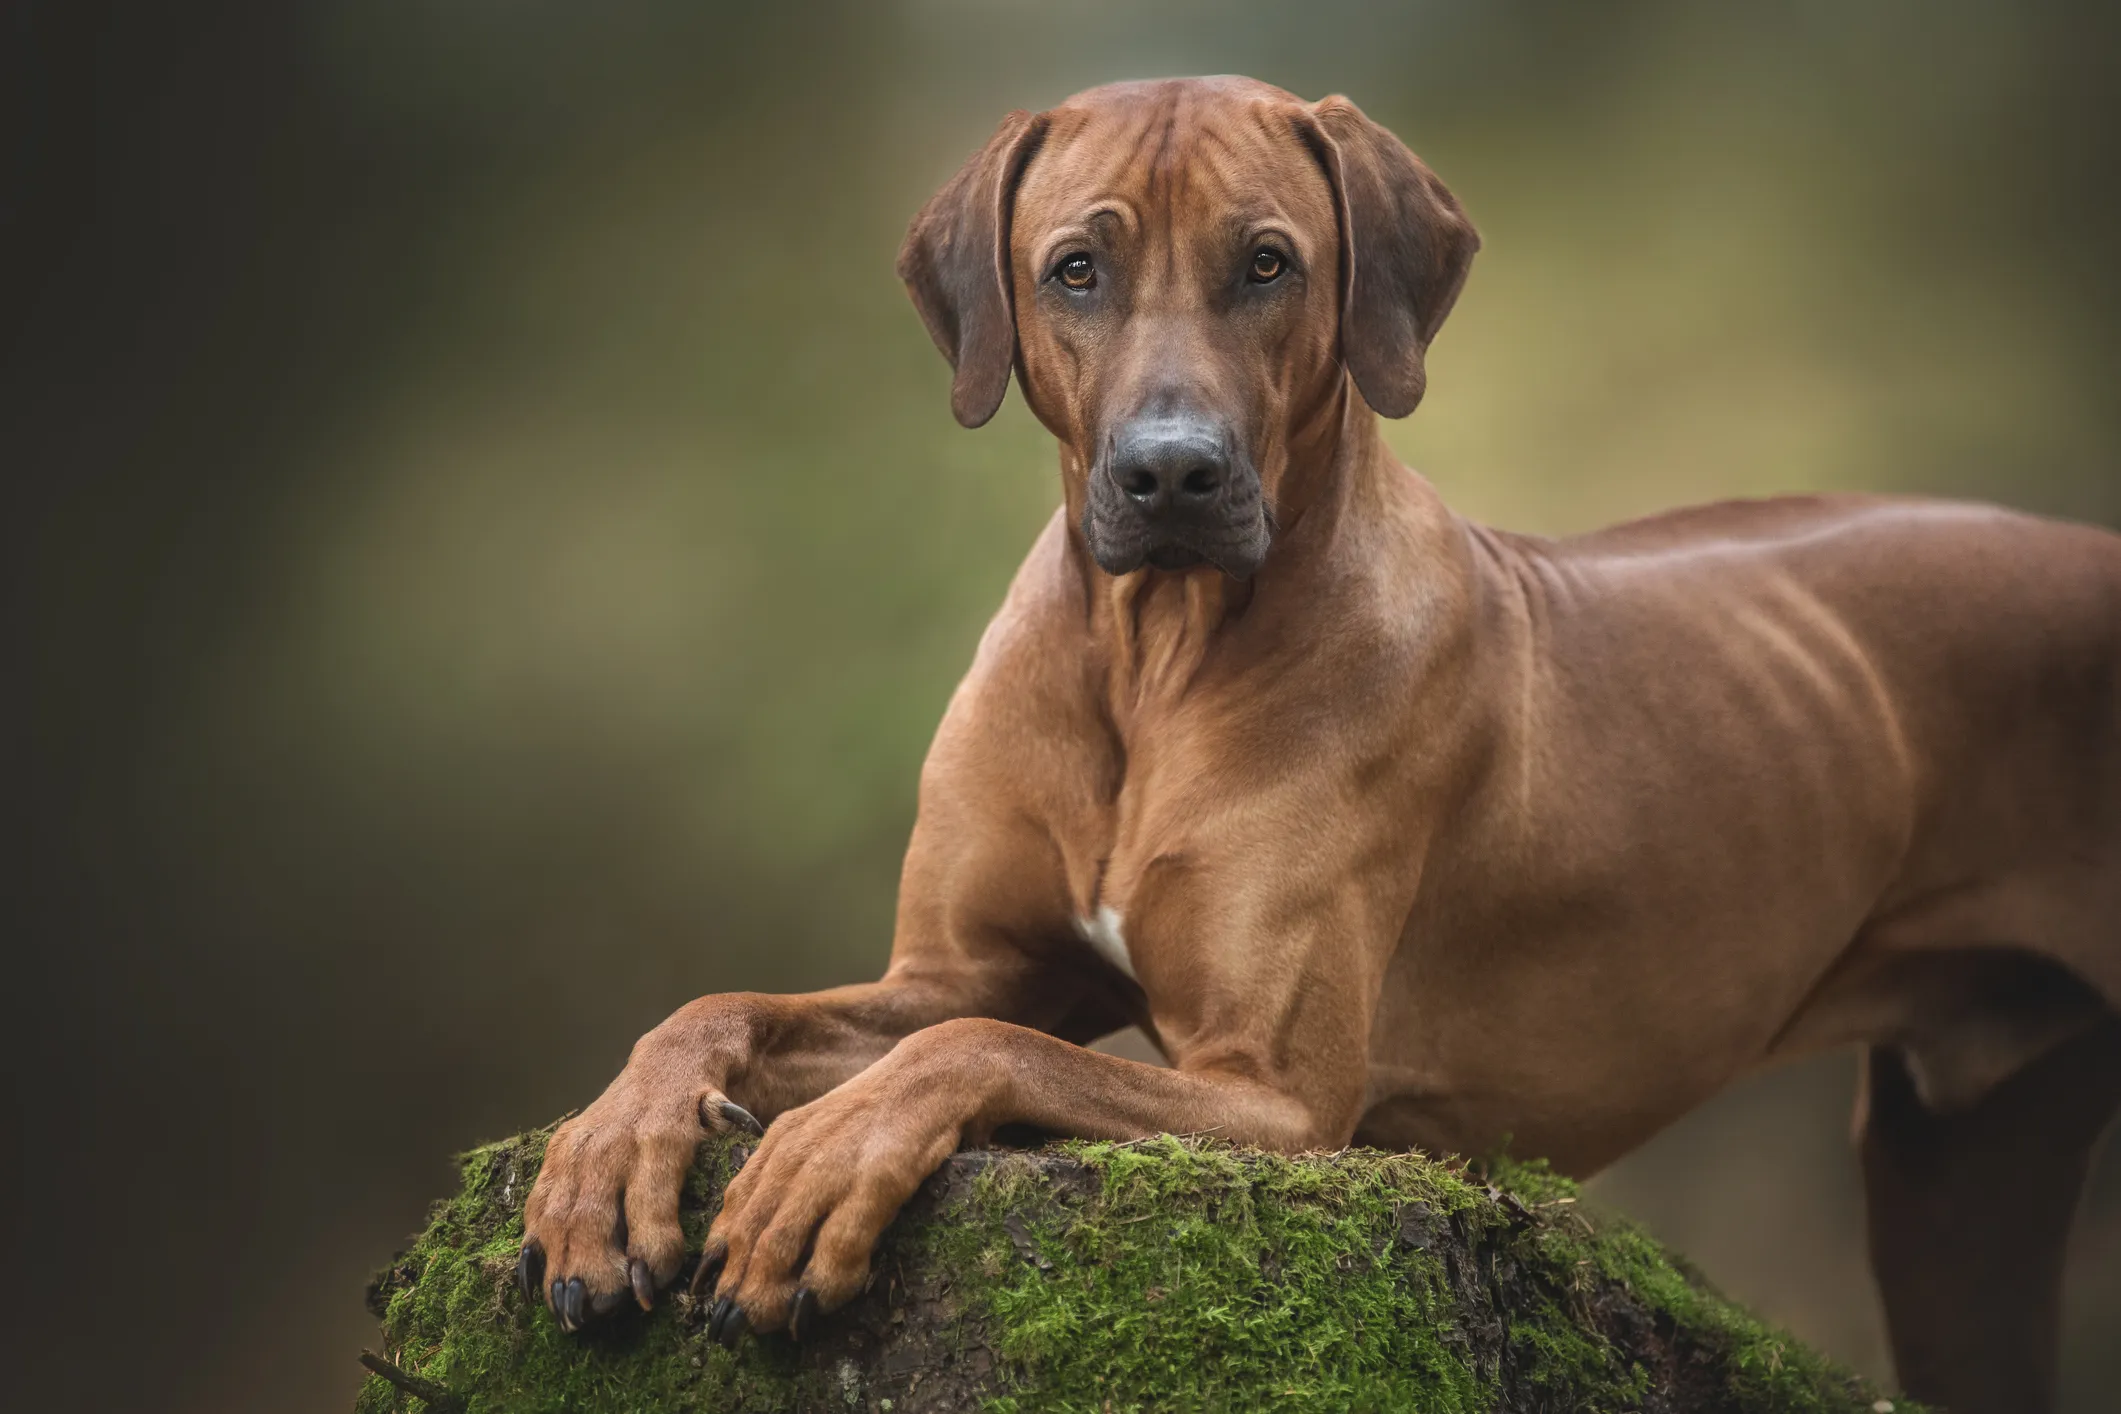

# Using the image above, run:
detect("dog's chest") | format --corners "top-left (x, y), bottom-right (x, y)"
top-left (1071, 905), bottom-right (1136, 981)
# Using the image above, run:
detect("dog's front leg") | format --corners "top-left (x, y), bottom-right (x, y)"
top-left (701, 1016), bottom-right (1362, 1341)
top-left (521, 975), bottom-right (1012, 1329)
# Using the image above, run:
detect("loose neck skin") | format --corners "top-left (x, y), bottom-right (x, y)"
top-left (1056, 374), bottom-right (1428, 725)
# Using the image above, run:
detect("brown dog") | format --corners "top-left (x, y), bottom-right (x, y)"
top-left (519, 77), bottom-right (2121, 1412)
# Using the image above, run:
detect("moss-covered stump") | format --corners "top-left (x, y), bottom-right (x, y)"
top-left (359, 1127), bottom-right (1909, 1414)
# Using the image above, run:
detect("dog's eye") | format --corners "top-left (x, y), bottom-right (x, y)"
top-left (1056, 254), bottom-right (1096, 290)
top-left (1250, 248), bottom-right (1285, 283)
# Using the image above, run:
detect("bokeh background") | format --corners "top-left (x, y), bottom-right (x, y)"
top-left (9, 2), bottom-right (2119, 1409)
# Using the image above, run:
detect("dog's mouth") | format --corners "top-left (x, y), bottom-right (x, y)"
top-left (1145, 545), bottom-right (1207, 571)
top-left (1081, 505), bottom-right (1273, 580)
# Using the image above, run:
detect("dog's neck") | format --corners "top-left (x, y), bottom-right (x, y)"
top-left (1064, 376), bottom-right (1416, 727)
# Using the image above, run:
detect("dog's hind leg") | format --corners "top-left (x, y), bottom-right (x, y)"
top-left (1856, 1015), bottom-right (2121, 1414)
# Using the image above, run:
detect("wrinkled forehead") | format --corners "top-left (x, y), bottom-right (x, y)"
top-left (1013, 81), bottom-right (1337, 261)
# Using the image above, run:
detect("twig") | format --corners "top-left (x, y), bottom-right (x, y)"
top-left (1108, 1126), bottom-right (1226, 1149)
top-left (359, 1350), bottom-right (467, 1412)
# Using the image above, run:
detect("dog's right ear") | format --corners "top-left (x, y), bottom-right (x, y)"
top-left (897, 110), bottom-right (1048, 429)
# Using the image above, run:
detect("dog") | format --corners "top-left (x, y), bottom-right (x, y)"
top-left (518, 77), bottom-right (2121, 1413)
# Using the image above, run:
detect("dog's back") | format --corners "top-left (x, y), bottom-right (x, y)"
top-left (1563, 494), bottom-right (2121, 981)
top-left (1386, 493), bottom-right (2121, 1164)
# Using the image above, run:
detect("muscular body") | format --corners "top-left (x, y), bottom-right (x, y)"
top-left (520, 77), bottom-right (2121, 1413)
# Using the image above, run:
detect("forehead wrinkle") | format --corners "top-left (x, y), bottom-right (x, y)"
top-left (1140, 86), bottom-right (1184, 197)
top-left (1021, 89), bottom-right (1333, 276)
top-left (1147, 87), bottom-right (1205, 275)
top-left (1086, 205), bottom-right (1132, 243)
top-left (1013, 115), bottom-right (1137, 244)
top-left (1056, 113), bottom-right (1160, 206)
top-left (1170, 111), bottom-right (1303, 206)
top-left (1026, 203), bottom-right (1136, 273)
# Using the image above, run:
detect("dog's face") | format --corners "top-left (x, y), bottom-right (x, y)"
top-left (1003, 81), bottom-right (1342, 577)
top-left (900, 77), bottom-right (1478, 579)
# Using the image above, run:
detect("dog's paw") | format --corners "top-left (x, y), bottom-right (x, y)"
top-left (695, 1058), bottom-right (963, 1344)
top-left (520, 1081), bottom-right (761, 1331)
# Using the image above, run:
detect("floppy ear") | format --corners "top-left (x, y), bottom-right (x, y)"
top-left (896, 110), bottom-right (1048, 429)
top-left (1299, 96), bottom-right (1479, 418)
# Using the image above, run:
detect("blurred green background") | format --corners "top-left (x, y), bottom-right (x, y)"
top-left (8, 2), bottom-right (2118, 1409)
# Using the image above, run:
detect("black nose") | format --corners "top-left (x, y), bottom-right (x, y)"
top-left (1106, 419), bottom-right (1229, 516)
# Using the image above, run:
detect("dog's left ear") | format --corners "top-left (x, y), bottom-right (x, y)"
top-left (1298, 97), bottom-right (1479, 419)
top-left (897, 110), bottom-right (1049, 429)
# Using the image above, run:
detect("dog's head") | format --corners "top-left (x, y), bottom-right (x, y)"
top-left (899, 76), bottom-right (1478, 579)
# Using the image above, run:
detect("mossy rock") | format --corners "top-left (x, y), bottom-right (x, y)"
top-left (358, 1126), bottom-right (1911, 1413)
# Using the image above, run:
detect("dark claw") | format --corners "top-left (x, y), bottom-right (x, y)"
top-left (550, 1277), bottom-right (567, 1324)
top-left (729, 1145), bottom-right (753, 1174)
top-left (590, 1286), bottom-right (626, 1317)
top-left (691, 1245), bottom-right (727, 1296)
top-left (630, 1257), bottom-right (656, 1311)
top-left (707, 1295), bottom-right (734, 1342)
top-left (518, 1242), bottom-right (546, 1305)
top-left (717, 1100), bottom-right (765, 1137)
top-left (790, 1288), bottom-right (818, 1341)
top-left (563, 1276), bottom-right (587, 1331)
top-left (715, 1302), bottom-right (749, 1349)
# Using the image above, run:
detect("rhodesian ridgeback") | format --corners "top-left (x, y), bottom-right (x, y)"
top-left (519, 77), bottom-right (2121, 1412)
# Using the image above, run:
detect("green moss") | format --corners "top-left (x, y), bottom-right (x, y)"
top-left (358, 1131), bottom-right (1912, 1414)
top-left (1483, 1156), bottom-right (1906, 1414)
top-left (357, 1127), bottom-right (825, 1414)
top-left (933, 1138), bottom-right (1493, 1414)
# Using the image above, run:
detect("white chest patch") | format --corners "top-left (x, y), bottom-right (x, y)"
top-left (1073, 905), bottom-right (1135, 982)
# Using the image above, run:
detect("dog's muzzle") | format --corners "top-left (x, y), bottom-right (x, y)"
top-left (1083, 415), bottom-right (1272, 578)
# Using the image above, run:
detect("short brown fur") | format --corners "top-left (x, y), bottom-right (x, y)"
top-left (522, 77), bottom-right (2121, 1413)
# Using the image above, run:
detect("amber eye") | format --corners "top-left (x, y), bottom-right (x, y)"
top-left (1250, 248), bottom-right (1285, 282)
top-left (1058, 254), bottom-right (1096, 290)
